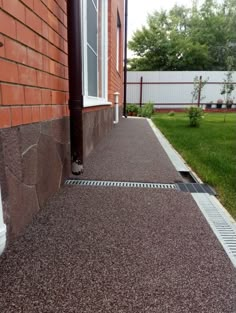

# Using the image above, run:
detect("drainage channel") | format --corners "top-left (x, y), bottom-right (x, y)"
top-left (177, 183), bottom-right (216, 195)
top-left (192, 193), bottom-right (236, 268)
top-left (148, 119), bottom-right (236, 268)
top-left (65, 179), bottom-right (214, 195)
top-left (65, 179), bottom-right (177, 190)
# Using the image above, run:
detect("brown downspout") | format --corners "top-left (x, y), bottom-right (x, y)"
top-left (123, 0), bottom-right (128, 117)
top-left (139, 76), bottom-right (143, 107)
top-left (67, 0), bottom-right (84, 175)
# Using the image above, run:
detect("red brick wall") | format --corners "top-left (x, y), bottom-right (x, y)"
top-left (0, 0), bottom-right (124, 128)
top-left (0, 0), bottom-right (69, 128)
top-left (108, 0), bottom-right (124, 107)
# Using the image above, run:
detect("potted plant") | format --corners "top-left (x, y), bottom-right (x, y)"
top-left (226, 98), bottom-right (233, 109)
top-left (206, 101), bottom-right (213, 109)
top-left (126, 104), bottom-right (132, 116)
top-left (216, 99), bottom-right (223, 109)
top-left (126, 104), bottom-right (138, 116)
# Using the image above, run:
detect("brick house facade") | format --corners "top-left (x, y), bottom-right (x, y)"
top-left (0, 0), bottom-right (124, 250)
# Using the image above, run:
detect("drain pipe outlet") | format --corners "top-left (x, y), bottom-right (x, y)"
top-left (0, 186), bottom-right (6, 256)
top-left (67, 0), bottom-right (84, 175)
top-left (114, 92), bottom-right (120, 124)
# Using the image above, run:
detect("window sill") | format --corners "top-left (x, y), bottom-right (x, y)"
top-left (83, 96), bottom-right (112, 107)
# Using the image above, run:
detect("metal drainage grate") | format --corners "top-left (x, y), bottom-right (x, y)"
top-left (192, 193), bottom-right (236, 268)
top-left (177, 183), bottom-right (216, 195)
top-left (65, 180), bottom-right (216, 195)
top-left (65, 179), bottom-right (177, 190)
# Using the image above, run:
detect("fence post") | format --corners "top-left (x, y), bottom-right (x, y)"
top-left (139, 76), bottom-right (143, 107)
top-left (197, 76), bottom-right (202, 107)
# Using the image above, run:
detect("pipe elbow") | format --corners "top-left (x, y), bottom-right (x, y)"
top-left (0, 224), bottom-right (6, 256)
top-left (72, 161), bottom-right (84, 175)
top-left (0, 187), bottom-right (6, 256)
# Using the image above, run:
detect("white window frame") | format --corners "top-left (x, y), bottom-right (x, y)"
top-left (81, 0), bottom-right (110, 107)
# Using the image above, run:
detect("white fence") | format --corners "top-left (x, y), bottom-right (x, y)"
top-left (127, 71), bottom-right (236, 109)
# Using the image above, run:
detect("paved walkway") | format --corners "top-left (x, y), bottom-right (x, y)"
top-left (0, 118), bottom-right (235, 312)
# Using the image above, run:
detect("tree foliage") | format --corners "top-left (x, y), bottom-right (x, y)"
top-left (128, 0), bottom-right (236, 71)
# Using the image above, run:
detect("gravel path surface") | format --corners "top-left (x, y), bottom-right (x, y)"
top-left (0, 187), bottom-right (235, 312)
top-left (0, 118), bottom-right (235, 312)
top-left (81, 118), bottom-right (182, 183)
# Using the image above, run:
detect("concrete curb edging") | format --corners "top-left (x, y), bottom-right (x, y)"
top-left (147, 119), bottom-right (193, 173)
top-left (148, 118), bottom-right (236, 267)
top-left (148, 118), bottom-right (203, 183)
top-left (192, 193), bottom-right (236, 268)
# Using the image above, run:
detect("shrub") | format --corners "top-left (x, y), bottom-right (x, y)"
top-left (186, 106), bottom-right (203, 127)
top-left (168, 111), bottom-right (175, 116)
top-left (139, 102), bottom-right (154, 118)
top-left (137, 107), bottom-right (143, 117)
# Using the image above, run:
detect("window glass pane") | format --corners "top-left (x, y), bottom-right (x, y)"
top-left (87, 0), bottom-right (97, 52)
top-left (97, 0), bottom-right (103, 97)
top-left (87, 47), bottom-right (97, 97)
top-left (93, 0), bottom-right (98, 9)
top-left (85, 0), bottom-right (107, 100)
top-left (116, 27), bottom-right (120, 71)
top-left (116, 13), bottom-right (121, 72)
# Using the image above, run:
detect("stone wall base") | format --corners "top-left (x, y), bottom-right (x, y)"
top-left (0, 107), bottom-right (115, 246)
top-left (0, 117), bottom-right (70, 242)
top-left (83, 107), bottom-right (113, 158)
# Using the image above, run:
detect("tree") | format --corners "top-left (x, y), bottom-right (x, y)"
top-left (222, 0), bottom-right (236, 68)
top-left (220, 56), bottom-right (235, 105)
top-left (128, 0), bottom-right (236, 71)
top-left (191, 76), bottom-right (209, 104)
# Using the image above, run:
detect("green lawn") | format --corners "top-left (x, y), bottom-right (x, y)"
top-left (152, 112), bottom-right (236, 218)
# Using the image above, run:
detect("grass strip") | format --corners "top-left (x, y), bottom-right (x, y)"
top-left (152, 112), bottom-right (236, 218)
